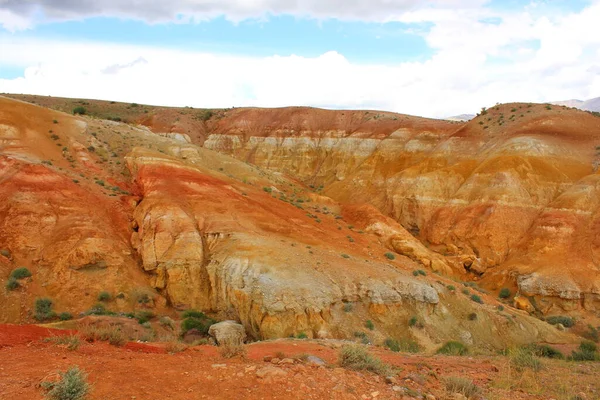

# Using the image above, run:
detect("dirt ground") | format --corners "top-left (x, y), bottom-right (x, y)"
top-left (1, 324), bottom-right (599, 400)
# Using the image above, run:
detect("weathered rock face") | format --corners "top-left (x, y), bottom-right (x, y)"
top-left (201, 104), bottom-right (600, 315)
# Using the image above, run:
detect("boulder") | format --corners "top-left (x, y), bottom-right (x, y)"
top-left (208, 320), bottom-right (247, 346)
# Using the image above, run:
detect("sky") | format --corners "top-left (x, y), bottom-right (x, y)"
top-left (0, 0), bottom-right (599, 118)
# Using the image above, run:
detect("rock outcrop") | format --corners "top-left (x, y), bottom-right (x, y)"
top-left (208, 320), bottom-right (247, 346)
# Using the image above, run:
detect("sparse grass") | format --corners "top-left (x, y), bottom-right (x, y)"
top-left (42, 366), bottom-right (90, 400)
top-left (338, 345), bottom-right (392, 376)
top-left (365, 320), bottom-right (375, 330)
top-left (159, 316), bottom-right (175, 330)
top-left (10, 267), bottom-right (32, 280)
top-left (45, 335), bottom-right (81, 351)
top-left (546, 316), bottom-right (574, 328)
top-left (296, 331), bottom-right (308, 339)
top-left (343, 303), bottom-right (353, 312)
top-left (510, 347), bottom-right (543, 371)
top-left (445, 376), bottom-right (481, 397)
top-left (135, 310), bottom-right (155, 324)
top-left (436, 341), bottom-right (468, 356)
top-left (219, 343), bottom-right (247, 359)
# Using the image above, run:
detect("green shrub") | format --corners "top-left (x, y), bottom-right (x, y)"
top-left (417, 269), bottom-right (426, 276)
top-left (437, 341), bottom-right (468, 356)
top-left (497, 305), bottom-right (505, 311)
top-left (447, 285), bottom-right (456, 291)
top-left (546, 316), bottom-right (575, 328)
top-left (72, 106), bottom-right (86, 115)
top-left (35, 298), bottom-right (55, 321)
top-left (341, 254), bottom-right (350, 259)
top-left (338, 345), bottom-right (392, 376)
top-left (59, 312), bottom-right (73, 321)
top-left (42, 366), bottom-right (90, 400)
top-left (444, 376), bottom-right (481, 397)
top-left (412, 270), bottom-right (419, 276)
top-left (6, 277), bottom-right (19, 291)
top-left (97, 291), bottom-right (111, 302)
top-left (135, 311), bottom-right (155, 324)
top-left (10, 267), bottom-right (32, 280)
top-left (180, 310), bottom-right (216, 335)
top-left (365, 320), bottom-right (375, 330)
top-left (408, 316), bottom-right (418, 327)
top-left (470, 294), bottom-right (483, 304)
top-left (384, 252), bottom-right (395, 260)
top-left (296, 332), bottom-right (308, 339)
top-left (499, 288), bottom-right (511, 299)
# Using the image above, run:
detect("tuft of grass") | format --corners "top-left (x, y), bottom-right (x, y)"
top-left (436, 341), bottom-right (469, 356)
top-left (499, 288), bottom-right (511, 299)
top-left (444, 376), bottom-right (481, 397)
top-left (42, 366), bottom-right (90, 400)
top-left (384, 252), bottom-right (395, 260)
top-left (365, 320), bottom-right (375, 330)
top-left (408, 316), bottom-right (418, 327)
top-left (338, 345), bottom-right (392, 376)
top-left (296, 332), bottom-right (308, 339)
top-left (447, 285), bottom-right (456, 291)
top-left (10, 267), bottom-right (32, 280)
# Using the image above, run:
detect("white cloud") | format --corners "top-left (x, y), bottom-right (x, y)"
top-left (1, 2), bottom-right (599, 117)
top-left (0, 0), bottom-right (488, 30)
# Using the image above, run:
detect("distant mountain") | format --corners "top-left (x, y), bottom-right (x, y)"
top-left (552, 96), bottom-right (600, 112)
top-left (445, 113), bottom-right (475, 121)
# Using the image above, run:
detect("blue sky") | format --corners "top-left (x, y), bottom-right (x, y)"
top-left (1, 0), bottom-right (599, 117)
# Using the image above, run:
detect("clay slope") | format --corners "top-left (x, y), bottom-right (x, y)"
top-left (0, 96), bottom-right (573, 350)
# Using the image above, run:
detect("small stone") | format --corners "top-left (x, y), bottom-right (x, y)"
top-left (279, 358), bottom-right (295, 364)
top-left (270, 358), bottom-right (281, 364)
top-left (263, 356), bottom-right (273, 362)
top-left (392, 386), bottom-right (407, 393)
top-left (450, 394), bottom-right (468, 400)
top-left (306, 355), bottom-right (326, 366)
top-left (556, 323), bottom-right (565, 331)
top-left (575, 393), bottom-right (588, 400)
top-left (371, 391), bottom-right (379, 398)
top-left (211, 364), bottom-right (226, 369)
top-left (256, 366), bottom-right (288, 379)
top-left (426, 394), bottom-right (436, 400)
top-left (245, 366), bottom-right (256, 372)
top-left (385, 376), bottom-right (398, 384)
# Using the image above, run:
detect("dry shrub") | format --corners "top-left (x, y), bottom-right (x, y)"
top-left (165, 341), bottom-right (188, 354)
top-left (445, 376), bottom-right (481, 397)
top-left (338, 345), bottom-right (392, 376)
top-left (219, 343), bottom-right (247, 359)
top-left (80, 323), bottom-right (126, 346)
top-left (44, 334), bottom-right (81, 351)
